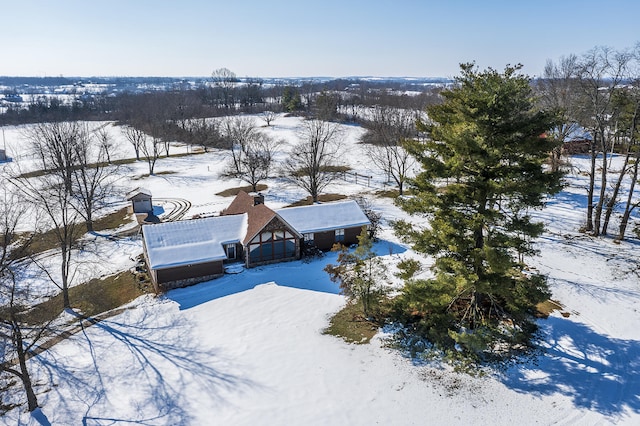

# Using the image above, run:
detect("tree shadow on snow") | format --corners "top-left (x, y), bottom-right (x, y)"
top-left (502, 316), bottom-right (640, 420)
top-left (168, 238), bottom-right (406, 310)
top-left (30, 309), bottom-right (256, 425)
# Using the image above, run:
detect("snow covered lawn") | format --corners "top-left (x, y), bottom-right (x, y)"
top-left (2, 116), bottom-right (640, 425)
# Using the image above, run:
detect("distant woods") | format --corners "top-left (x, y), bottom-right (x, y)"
top-left (0, 73), bottom-right (443, 128)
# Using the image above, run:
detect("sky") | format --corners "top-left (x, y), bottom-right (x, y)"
top-left (1, 0), bottom-right (639, 79)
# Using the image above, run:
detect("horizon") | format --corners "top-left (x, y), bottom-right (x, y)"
top-left (0, 74), bottom-right (453, 80)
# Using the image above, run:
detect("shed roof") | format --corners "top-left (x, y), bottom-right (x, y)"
top-left (126, 187), bottom-right (152, 200)
top-left (276, 200), bottom-right (370, 235)
top-left (143, 214), bottom-right (247, 269)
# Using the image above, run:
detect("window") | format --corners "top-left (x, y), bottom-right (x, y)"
top-left (304, 233), bottom-right (314, 243)
top-left (226, 244), bottom-right (236, 260)
top-left (248, 228), bottom-right (297, 263)
top-left (335, 228), bottom-right (345, 242)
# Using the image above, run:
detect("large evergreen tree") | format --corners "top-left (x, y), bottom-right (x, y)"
top-left (395, 63), bottom-right (563, 359)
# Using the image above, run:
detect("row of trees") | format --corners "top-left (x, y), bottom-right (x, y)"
top-left (9, 122), bottom-right (120, 309)
top-left (219, 115), bottom-right (346, 202)
top-left (1, 121), bottom-right (122, 412)
top-left (538, 44), bottom-right (640, 240)
top-left (1, 70), bottom-right (442, 128)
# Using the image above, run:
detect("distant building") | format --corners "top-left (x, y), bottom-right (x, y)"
top-left (4, 94), bottom-right (23, 103)
top-left (142, 191), bottom-right (371, 292)
top-left (564, 126), bottom-right (593, 154)
top-left (0, 149), bottom-right (6, 162)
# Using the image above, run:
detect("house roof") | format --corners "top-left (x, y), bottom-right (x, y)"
top-left (243, 203), bottom-right (278, 244)
top-left (565, 125), bottom-right (593, 142)
top-left (126, 187), bottom-right (152, 200)
top-left (222, 190), bottom-right (256, 215)
top-left (142, 214), bottom-right (247, 269)
top-left (143, 196), bottom-right (371, 271)
top-left (276, 200), bottom-right (370, 235)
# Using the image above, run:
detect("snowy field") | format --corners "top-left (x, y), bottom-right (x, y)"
top-left (2, 115), bottom-right (640, 425)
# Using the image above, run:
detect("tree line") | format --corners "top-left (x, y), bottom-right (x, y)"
top-left (537, 44), bottom-right (640, 240)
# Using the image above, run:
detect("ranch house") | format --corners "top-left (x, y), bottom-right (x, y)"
top-left (142, 191), bottom-right (371, 292)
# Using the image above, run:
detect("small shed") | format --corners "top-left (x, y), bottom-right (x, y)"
top-left (126, 187), bottom-right (153, 214)
top-left (0, 149), bottom-right (6, 162)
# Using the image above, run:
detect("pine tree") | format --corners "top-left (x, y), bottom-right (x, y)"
top-left (325, 228), bottom-right (387, 317)
top-left (395, 63), bottom-right (563, 359)
top-left (282, 86), bottom-right (303, 113)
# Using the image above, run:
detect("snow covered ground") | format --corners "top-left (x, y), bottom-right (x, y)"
top-left (2, 115), bottom-right (640, 425)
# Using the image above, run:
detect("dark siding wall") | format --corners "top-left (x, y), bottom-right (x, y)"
top-left (344, 226), bottom-right (365, 245)
top-left (156, 261), bottom-right (224, 285)
top-left (313, 231), bottom-right (336, 250)
top-left (311, 226), bottom-right (365, 250)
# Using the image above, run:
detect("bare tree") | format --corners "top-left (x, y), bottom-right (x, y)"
top-left (614, 74), bottom-right (640, 240)
top-left (71, 125), bottom-right (121, 232)
top-left (536, 55), bottom-right (581, 172)
top-left (212, 68), bottom-right (237, 109)
top-left (15, 122), bottom-right (90, 308)
top-left (95, 125), bottom-right (116, 164)
top-left (283, 119), bottom-right (343, 202)
top-left (232, 133), bottom-right (281, 192)
top-left (222, 116), bottom-right (259, 175)
top-left (121, 125), bottom-right (146, 161)
top-left (0, 190), bottom-right (51, 413)
top-left (312, 91), bottom-right (340, 121)
top-left (221, 116), bottom-right (281, 191)
top-left (352, 195), bottom-right (382, 240)
top-left (240, 77), bottom-right (264, 110)
top-left (575, 46), bottom-right (631, 235)
top-left (1, 278), bottom-right (50, 414)
top-left (185, 118), bottom-right (224, 152)
top-left (139, 135), bottom-right (162, 175)
top-left (13, 173), bottom-right (80, 310)
top-left (25, 121), bottom-right (81, 194)
top-left (362, 106), bottom-right (417, 195)
top-left (260, 110), bottom-right (278, 127)
top-left (366, 143), bottom-right (414, 196)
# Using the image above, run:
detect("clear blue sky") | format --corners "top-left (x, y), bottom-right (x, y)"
top-left (2, 0), bottom-right (638, 78)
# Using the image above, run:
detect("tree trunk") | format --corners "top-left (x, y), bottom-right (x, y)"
top-left (61, 244), bottom-right (71, 309)
top-left (593, 128), bottom-right (609, 236)
top-left (85, 210), bottom-right (94, 233)
top-left (602, 151), bottom-right (630, 235)
top-left (13, 320), bottom-right (39, 412)
top-left (617, 152), bottom-right (640, 240)
top-left (585, 136), bottom-right (597, 233)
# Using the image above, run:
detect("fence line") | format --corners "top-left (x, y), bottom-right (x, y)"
top-left (339, 170), bottom-right (395, 191)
